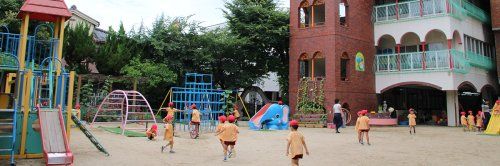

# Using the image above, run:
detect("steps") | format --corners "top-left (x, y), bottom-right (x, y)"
top-left (0, 108), bottom-right (17, 165)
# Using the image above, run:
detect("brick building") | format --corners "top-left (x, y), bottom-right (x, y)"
top-left (493, 0), bottom-right (500, 82)
top-left (289, 0), bottom-right (497, 126)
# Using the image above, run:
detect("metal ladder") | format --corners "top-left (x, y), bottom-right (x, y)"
top-left (71, 114), bottom-right (109, 156)
top-left (0, 106), bottom-right (18, 165)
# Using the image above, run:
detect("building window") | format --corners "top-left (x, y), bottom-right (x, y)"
top-left (299, 53), bottom-right (310, 78)
top-left (341, 52), bottom-right (349, 81)
top-left (313, 0), bottom-right (325, 26)
top-left (313, 52), bottom-right (326, 78)
top-left (464, 35), bottom-right (494, 57)
top-left (299, 0), bottom-right (311, 28)
top-left (339, 0), bottom-right (348, 25)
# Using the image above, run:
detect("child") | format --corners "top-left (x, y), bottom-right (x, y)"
top-left (190, 104), bottom-right (201, 138)
top-left (165, 102), bottom-right (179, 136)
top-left (220, 115), bottom-right (239, 162)
top-left (460, 112), bottom-right (468, 131)
top-left (216, 115), bottom-right (227, 148)
top-left (286, 120), bottom-right (309, 166)
top-left (161, 115), bottom-right (175, 153)
top-left (408, 108), bottom-right (417, 134)
top-left (467, 110), bottom-right (476, 132)
top-left (233, 105), bottom-right (240, 125)
top-left (357, 110), bottom-right (371, 145)
top-left (476, 111), bottom-right (484, 132)
top-left (146, 124), bottom-right (158, 140)
top-left (355, 111), bottom-right (362, 143)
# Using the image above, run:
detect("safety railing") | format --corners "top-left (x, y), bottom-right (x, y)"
top-left (374, 0), bottom-right (489, 23)
top-left (375, 50), bottom-right (470, 73)
top-left (466, 51), bottom-right (494, 70)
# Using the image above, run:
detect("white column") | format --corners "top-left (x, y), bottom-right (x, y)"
top-left (446, 90), bottom-right (459, 126)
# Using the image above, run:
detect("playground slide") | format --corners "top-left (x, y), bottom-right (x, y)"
top-left (38, 107), bottom-right (73, 165)
top-left (248, 103), bottom-right (273, 129)
top-left (71, 114), bottom-right (110, 156)
top-left (484, 114), bottom-right (500, 135)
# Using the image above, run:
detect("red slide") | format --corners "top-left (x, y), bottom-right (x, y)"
top-left (38, 106), bottom-right (73, 166)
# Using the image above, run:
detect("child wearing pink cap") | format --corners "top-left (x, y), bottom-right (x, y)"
top-left (161, 115), bottom-right (175, 153)
top-left (408, 109), bottom-right (417, 134)
top-left (215, 116), bottom-right (227, 148)
top-left (460, 112), bottom-right (468, 132)
top-left (218, 115), bottom-right (239, 162)
top-left (355, 111), bottom-right (362, 143)
top-left (467, 111), bottom-right (476, 132)
top-left (357, 110), bottom-right (371, 145)
top-left (476, 111), bottom-right (484, 132)
top-left (190, 104), bottom-right (201, 138)
top-left (286, 120), bottom-right (309, 166)
top-left (146, 124), bottom-right (158, 140)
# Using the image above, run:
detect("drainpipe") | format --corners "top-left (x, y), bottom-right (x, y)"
top-left (420, 0), bottom-right (423, 17)
top-left (448, 39), bottom-right (454, 69)
top-left (446, 0), bottom-right (450, 13)
top-left (397, 44), bottom-right (401, 71)
top-left (421, 42), bottom-right (426, 70)
top-left (396, 0), bottom-right (399, 20)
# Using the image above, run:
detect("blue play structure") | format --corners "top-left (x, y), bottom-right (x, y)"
top-left (248, 103), bottom-right (290, 130)
top-left (170, 73), bottom-right (226, 133)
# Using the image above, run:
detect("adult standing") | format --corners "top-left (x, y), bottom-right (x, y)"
top-left (332, 99), bottom-right (343, 133)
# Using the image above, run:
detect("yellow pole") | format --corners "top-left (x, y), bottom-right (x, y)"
top-left (156, 89), bottom-right (172, 116)
top-left (238, 95), bottom-right (251, 118)
top-left (56, 17), bottom-right (66, 75)
top-left (18, 14), bottom-right (30, 70)
top-left (53, 18), bottom-right (60, 59)
top-left (20, 70), bottom-right (32, 155)
top-left (66, 71), bottom-right (75, 140)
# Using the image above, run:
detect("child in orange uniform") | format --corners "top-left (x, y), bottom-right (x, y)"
top-left (190, 104), bottom-right (201, 138)
top-left (355, 111), bottom-right (362, 143)
top-left (146, 124), bottom-right (158, 140)
top-left (408, 108), bottom-right (417, 134)
top-left (165, 102), bottom-right (179, 136)
top-left (467, 110), bottom-right (476, 132)
top-left (233, 105), bottom-right (240, 125)
top-left (357, 110), bottom-right (371, 145)
top-left (219, 115), bottom-right (239, 162)
top-left (286, 120), bottom-right (309, 166)
top-left (460, 112), bottom-right (468, 131)
top-left (476, 111), bottom-right (484, 132)
top-left (161, 115), bottom-right (175, 153)
top-left (216, 115), bottom-right (227, 148)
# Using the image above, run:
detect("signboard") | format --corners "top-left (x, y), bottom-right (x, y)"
top-left (355, 52), bottom-right (365, 71)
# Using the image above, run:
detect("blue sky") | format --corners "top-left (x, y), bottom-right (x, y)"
top-left (65, 0), bottom-right (290, 31)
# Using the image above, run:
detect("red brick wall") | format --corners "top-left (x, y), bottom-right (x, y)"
top-left (289, 0), bottom-right (378, 124)
top-left (491, 0), bottom-right (500, 29)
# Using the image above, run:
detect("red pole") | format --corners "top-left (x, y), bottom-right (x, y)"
top-left (446, 0), bottom-right (450, 13)
top-left (448, 39), bottom-right (454, 69)
top-left (420, 0), bottom-right (423, 17)
top-left (421, 42), bottom-right (426, 70)
top-left (396, 0), bottom-right (399, 20)
top-left (397, 44), bottom-right (401, 71)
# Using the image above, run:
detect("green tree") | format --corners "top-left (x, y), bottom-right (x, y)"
top-left (120, 57), bottom-right (177, 89)
top-left (94, 23), bottom-right (139, 75)
top-left (223, 0), bottom-right (290, 102)
top-left (63, 23), bottom-right (96, 74)
top-left (0, 0), bottom-right (23, 32)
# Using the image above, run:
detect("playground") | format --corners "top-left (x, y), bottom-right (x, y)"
top-left (7, 125), bottom-right (500, 166)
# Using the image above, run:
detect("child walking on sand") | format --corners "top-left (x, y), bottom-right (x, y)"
top-left (216, 115), bottom-right (227, 148)
top-left (355, 111), bottom-right (362, 143)
top-left (161, 115), bottom-right (175, 153)
top-left (408, 109), bottom-right (417, 134)
top-left (191, 104), bottom-right (201, 138)
top-left (467, 110), bottom-right (476, 132)
top-left (146, 124), bottom-right (158, 140)
top-left (233, 105), bottom-right (240, 125)
top-left (357, 110), bottom-right (371, 145)
top-left (219, 115), bottom-right (239, 162)
top-left (286, 120), bottom-right (309, 166)
top-left (460, 112), bottom-right (468, 131)
top-left (476, 111), bottom-right (484, 132)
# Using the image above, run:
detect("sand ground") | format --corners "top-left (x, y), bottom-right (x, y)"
top-left (7, 124), bottom-right (500, 166)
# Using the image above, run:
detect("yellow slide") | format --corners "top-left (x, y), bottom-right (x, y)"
top-left (484, 114), bottom-right (500, 135)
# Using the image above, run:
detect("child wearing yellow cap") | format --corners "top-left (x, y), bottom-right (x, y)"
top-left (286, 120), bottom-right (309, 166)
top-left (161, 115), bottom-right (175, 153)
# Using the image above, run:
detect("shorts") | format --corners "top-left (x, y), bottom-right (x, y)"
top-left (191, 121), bottom-right (200, 125)
top-left (224, 141), bottom-right (236, 146)
top-left (292, 154), bottom-right (303, 159)
top-left (148, 135), bottom-right (154, 140)
top-left (359, 129), bottom-right (370, 132)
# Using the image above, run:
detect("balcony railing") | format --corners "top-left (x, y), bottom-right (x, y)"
top-left (373, 0), bottom-right (489, 23)
top-left (466, 51), bottom-right (494, 70)
top-left (375, 50), bottom-right (473, 73)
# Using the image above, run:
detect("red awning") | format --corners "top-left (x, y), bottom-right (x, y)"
top-left (18, 0), bottom-right (72, 22)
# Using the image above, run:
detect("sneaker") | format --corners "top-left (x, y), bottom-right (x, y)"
top-left (228, 151), bottom-right (233, 158)
top-left (360, 142), bottom-right (364, 145)
top-left (169, 150), bottom-right (175, 153)
top-left (367, 143), bottom-right (371, 146)
top-left (223, 156), bottom-right (227, 162)
top-left (161, 146), bottom-right (165, 153)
